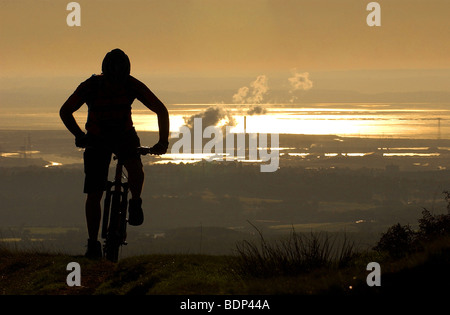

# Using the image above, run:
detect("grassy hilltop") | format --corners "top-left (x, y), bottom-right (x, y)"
top-left (1, 208), bottom-right (450, 296)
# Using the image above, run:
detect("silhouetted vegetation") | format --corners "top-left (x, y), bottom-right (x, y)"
top-left (234, 221), bottom-right (357, 278)
top-left (373, 191), bottom-right (450, 259)
top-left (373, 223), bottom-right (418, 258)
top-left (233, 193), bottom-right (450, 282)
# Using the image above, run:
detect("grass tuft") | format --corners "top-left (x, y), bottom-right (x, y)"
top-left (233, 221), bottom-right (358, 278)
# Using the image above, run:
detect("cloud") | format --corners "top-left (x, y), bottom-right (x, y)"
top-left (184, 106), bottom-right (236, 129)
top-left (288, 70), bottom-right (313, 102)
top-left (288, 71), bottom-right (313, 91)
top-left (232, 86), bottom-right (250, 104)
top-left (248, 74), bottom-right (269, 104)
top-left (182, 70), bottom-right (312, 129)
top-left (232, 74), bottom-right (269, 115)
top-left (232, 75), bottom-right (268, 104)
top-left (246, 105), bottom-right (267, 115)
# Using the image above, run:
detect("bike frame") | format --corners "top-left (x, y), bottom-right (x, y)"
top-left (100, 146), bottom-right (155, 262)
top-left (101, 155), bottom-right (129, 262)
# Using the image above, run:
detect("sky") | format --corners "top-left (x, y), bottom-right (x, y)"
top-left (0, 0), bottom-right (449, 116)
top-left (0, 0), bottom-right (449, 77)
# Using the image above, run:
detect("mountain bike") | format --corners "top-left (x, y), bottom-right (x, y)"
top-left (101, 146), bottom-right (156, 262)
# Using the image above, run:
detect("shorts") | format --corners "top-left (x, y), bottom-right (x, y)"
top-left (83, 128), bottom-right (142, 193)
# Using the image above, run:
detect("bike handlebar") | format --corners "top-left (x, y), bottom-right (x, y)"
top-left (137, 146), bottom-right (158, 156)
top-left (111, 146), bottom-right (164, 161)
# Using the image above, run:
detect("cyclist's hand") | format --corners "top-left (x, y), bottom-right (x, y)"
top-left (75, 133), bottom-right (89, 148)
top-left (150, 140), bottom-right (169, 155)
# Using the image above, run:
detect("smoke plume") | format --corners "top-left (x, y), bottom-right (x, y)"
top-left (182, 70), bottom-right (312, 130)
top-left (288, 70), bottom-right (313, 103)
top-left (246, 105), bottom-right (267, 115)
top-left (232, 74), bottom-right (269, 115)
top-left (184, 106), bottom-right (236, 129)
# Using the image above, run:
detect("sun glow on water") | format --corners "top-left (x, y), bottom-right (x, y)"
top-left (1, 103), bottom-right (447, 140)
top-left (132, 103), bottom-right (450, 139)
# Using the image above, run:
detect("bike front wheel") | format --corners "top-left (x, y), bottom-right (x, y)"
top-left (103, 186), bottom-right (128, 262)
top-left (104, 234), bottom-right (121, 262)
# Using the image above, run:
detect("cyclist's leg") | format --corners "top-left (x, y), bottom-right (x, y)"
top-left (116, 128), bottom-right (144, 200)
top-left (116, 128), bottom-right (144, 225)
top-left (84, 145), bottom-right (111, 240)
top-left (86, 190), bottom-right (103, 240)
top-left (124, 158), bottom-right (144, 226)
top-left (124, 157), bottom-right (144, 199)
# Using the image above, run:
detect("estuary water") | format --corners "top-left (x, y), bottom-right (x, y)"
top-left (1, 103), bottom-right (449, 140)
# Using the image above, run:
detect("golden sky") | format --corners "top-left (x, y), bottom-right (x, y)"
top-left (0, 0), bottom-right (449, 77)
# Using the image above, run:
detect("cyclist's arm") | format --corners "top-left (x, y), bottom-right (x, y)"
top-left (133, 77), bottom-right (170, 144)
top-left (60, 91), bottom-right (85, 138)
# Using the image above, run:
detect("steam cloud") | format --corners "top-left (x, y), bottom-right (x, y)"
top-left (184, 106), bottom-right (236, 129)
top-left (182, 71), bottom-right (313, 130)
top-left (232, 74), bottom-right (268, 115)
top-left (246, 105), bottom-right (266, 115)
top-left (288, 70), bottom-right (313, 103)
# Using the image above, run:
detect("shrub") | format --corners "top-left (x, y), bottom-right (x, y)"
top-left (418, 208), bottom-right (450, 241)
top-left (373, 223), bottom-right (417, 258)
top-left (374, 191), bottom-right (450, 259)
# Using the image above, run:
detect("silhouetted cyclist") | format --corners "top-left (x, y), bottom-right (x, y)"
top-left (60, 49), bottom-right (169, 259)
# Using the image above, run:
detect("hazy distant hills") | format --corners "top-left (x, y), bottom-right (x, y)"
top-left (155, 89), bottom-right (450, 106)
top-left (1, 69), bottom-right (449, 113)
top-left (1, 88), bottom-right (449, 115)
